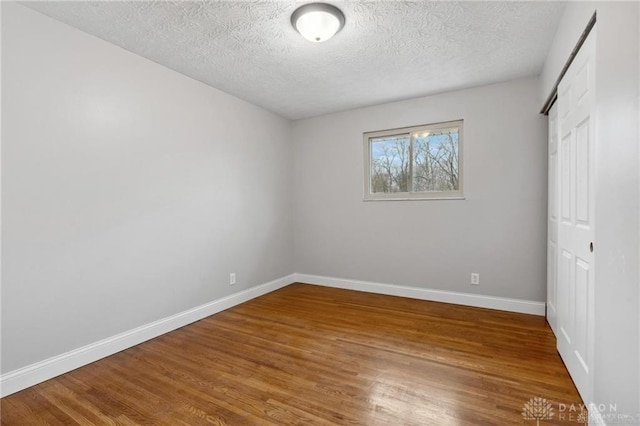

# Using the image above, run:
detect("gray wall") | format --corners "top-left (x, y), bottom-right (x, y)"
top-left (1, 3), bottom-right (293, 373)
top-left (292, 77), bottom-right (548, 302)
top-left (542, 1), bottom-right (640, 417)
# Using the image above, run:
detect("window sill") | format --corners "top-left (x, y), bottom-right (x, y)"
top-left (363, 196), bottom-right (466, 202)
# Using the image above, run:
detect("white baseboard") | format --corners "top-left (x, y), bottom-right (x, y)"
top-left (294, 273), bottom-right (546, 316)
top-left (1, 272), bottom-right (545, 398)
top-left (0, 274), bottom-right (294, 398)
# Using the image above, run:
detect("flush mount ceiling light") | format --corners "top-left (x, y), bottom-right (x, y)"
top-left (291, 3), bottom-right (345, 43)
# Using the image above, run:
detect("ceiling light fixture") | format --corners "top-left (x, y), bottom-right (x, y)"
top-left (291, 3), bottom-right (345, 43)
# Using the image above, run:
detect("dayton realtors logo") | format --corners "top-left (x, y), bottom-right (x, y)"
top-left (522, 397), bottom-right (604, 424)
top-left (522, 397), bottom-right (555, 425)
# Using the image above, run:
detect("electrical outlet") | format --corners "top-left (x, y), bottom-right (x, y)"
top-left (471, 273), bottom-right (480, 285)
top-left (229, 273), bottom-right (236, 286)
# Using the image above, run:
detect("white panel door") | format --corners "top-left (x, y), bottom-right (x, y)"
top-left (556, 29), bottom-right (596, 404)
top-left (547, 103), bottom-right (559, 335)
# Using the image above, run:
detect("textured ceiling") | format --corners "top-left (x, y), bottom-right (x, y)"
top-left (23, 1), bottom-right (566, 120)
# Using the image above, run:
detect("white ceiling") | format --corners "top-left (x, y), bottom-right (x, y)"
top-left (24, 1), bottom-right (566, 120)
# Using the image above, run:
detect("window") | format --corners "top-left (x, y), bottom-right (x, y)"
top-left (363, 120), bottom-right (463, 200)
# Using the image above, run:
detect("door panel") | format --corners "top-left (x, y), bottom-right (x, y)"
top-left (555, 29), bottom-right (596, 404)
top-left (560, 134), bottom-right (572, 222)
top-left (576, 120), bottom-right (590, 224)
top-left (558, 250), bottom-right (572, 344)
top-left (575, 257), bottom-right (590, 369)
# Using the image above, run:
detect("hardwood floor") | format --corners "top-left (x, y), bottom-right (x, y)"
top-left (1, 283), bottom-right (583, 425)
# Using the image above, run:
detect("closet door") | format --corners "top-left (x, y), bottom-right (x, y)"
top-left (547, 103), bottom-right (559, 336)
top-left (556, 29), bottom-right (596, 403)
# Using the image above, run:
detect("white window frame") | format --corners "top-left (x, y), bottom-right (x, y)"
top-left (363, 120), bottom-right (464, 201)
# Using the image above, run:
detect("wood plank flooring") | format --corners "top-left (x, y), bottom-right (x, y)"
top-left (1, 283), bottom-right (584, 425)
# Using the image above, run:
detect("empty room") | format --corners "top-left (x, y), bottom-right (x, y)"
top-left (1, 1), bottom-right (639, 425)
